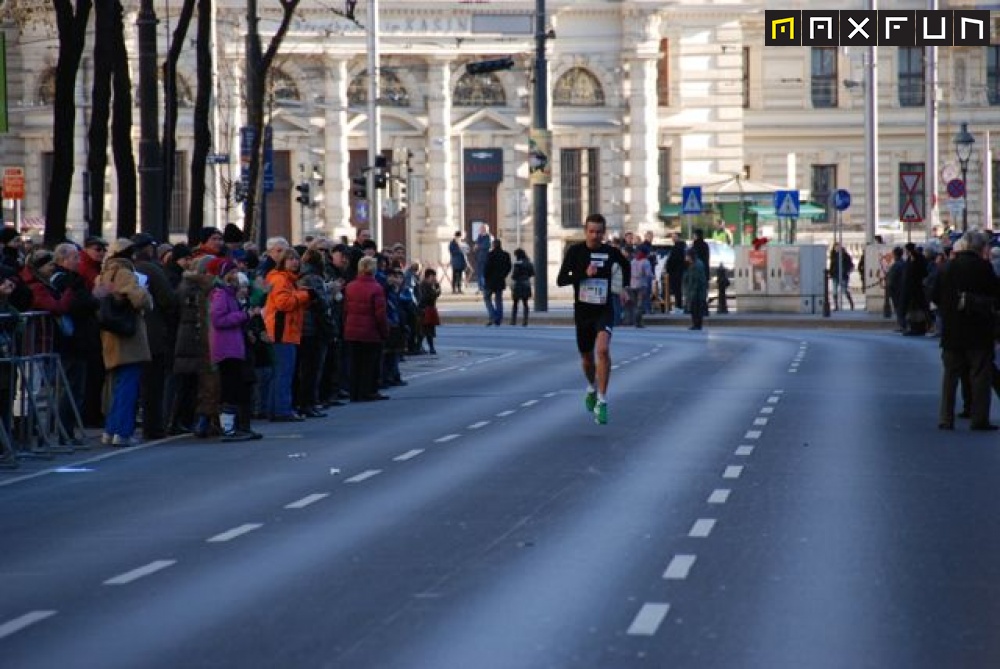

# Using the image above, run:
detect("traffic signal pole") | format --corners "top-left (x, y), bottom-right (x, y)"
top-left (366, 0), bottom-right (382, 247)
top-left (532, 0), bottom-right (549, 312)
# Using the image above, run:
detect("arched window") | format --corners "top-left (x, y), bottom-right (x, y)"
top-left (37, 68), bottom-right (56, 105)
top-left (453, 71), bottom-right (506, 107)
top-left (553, 67), bottom-right (605, 107)
top-left (269, 68), bottom-right (301, 104)
top-left (347, 70), bottom-right (410, 107)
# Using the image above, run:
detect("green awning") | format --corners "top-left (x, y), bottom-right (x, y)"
top-left (659, 203), bottom-right (682, 217)
top-left (749, 202), bottom-right (826, 219)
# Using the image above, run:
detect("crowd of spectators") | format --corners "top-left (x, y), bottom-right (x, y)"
top-left (0, 223), bottom-right (442, 462)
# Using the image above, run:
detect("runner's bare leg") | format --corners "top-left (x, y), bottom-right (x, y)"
top-left (595, 330), bottom-right (611, 395)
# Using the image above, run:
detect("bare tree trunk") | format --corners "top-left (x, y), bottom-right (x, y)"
top-left (46, 0), bottom-right (92, 247)
top-left (111, 0), bottom-right (137, 238)
top-left (162, 0), bottom-right (196, 235)
top-left (187, 0), bottom-right (212, 239)
top-left (86, 0), bottom-right (112, 236)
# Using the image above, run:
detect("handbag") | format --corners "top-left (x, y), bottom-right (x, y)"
top-left (98, 294), bottom-right (138, 337)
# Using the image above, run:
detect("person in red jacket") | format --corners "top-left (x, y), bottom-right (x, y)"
top-left (78, 236), bottom-right (107, 290)
top-left (343, 256), bottom-right (389, 402)
top-left (20, 249), bottom-right (74, 317)
top-left (264, 248), bottom-right (311, 421)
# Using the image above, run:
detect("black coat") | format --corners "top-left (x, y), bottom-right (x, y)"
top-left (484, 248), bottom-right (512, 291)
top-left (931, 250), bottom-right (1000, 351)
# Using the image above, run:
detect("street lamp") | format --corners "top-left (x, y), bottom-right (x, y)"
top-left (954, 122), bottom-right (975, 231)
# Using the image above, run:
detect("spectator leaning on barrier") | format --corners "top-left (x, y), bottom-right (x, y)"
top-left (95, 240), bottom-right (153, 447)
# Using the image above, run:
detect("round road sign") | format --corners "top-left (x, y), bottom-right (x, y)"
top-left (947, 179), bottom-right (965, 199)
top-left (832, 189), bottom-right (851, 211)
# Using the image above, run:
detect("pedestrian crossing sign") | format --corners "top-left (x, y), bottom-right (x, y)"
top-left (682, 186), bottom-right (703, 214)
top-left (774, 190), bottom-right (800, 217)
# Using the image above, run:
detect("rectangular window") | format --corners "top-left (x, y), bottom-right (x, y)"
top-left (898, 161), bottom-right (926, 223)
top-left (168, 152), bottom-right (188, 235)
top-left (988, 46), bottom-right (1000, 106)
top-left (742, 47), bottom-right (751, 109)
top-left (560, 148), bottom-right (600, 228)
top-left (811, 165), bottom-right (836, 223)
top-left (810, 47), bottom-right (838, 108)
top-left (658, 147), bottom-right (672, 211)
top-left (898, 47), bottom-right (925, 107)
top-left (657, 39), bottom-right (670, 107)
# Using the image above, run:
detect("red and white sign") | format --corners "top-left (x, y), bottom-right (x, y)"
top-left (3, 167), bottom-right (24, 201)
top-left (900, 172), bottom-right (923, 223)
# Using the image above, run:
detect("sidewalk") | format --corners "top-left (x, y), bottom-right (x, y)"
top-left (436, 291), bottom-right (897, 330)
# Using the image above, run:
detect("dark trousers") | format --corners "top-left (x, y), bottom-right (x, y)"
top-left (348, 341), bottom-right (382, 401)
top-left (690, 298), bottom-right (706, 329)
top-left (296, 335), bottom-right (326, 410)
top-left (318, 338), bottom-right (342, 402)
top-left (669, 273), bottom-right (684, 310)
top-left (511, 297), bottom-right (529, 325)
top-left (452, 267), bottom-right (464, 293)
top-left (170, 373), bottom-right (198, 429)
top-left (941, 347), bottom-right (993, 426)
top-left (141, 353), bottom-right (167, 438)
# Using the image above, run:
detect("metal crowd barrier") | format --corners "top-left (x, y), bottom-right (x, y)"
top-left (0, 311), bottom-right (86, 470)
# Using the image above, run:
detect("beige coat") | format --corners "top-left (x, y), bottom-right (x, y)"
top-left (95, 257), bottom-right (153, 370)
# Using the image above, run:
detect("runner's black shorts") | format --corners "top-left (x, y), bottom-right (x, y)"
top-left (574, 305), bottom-right (615, 354)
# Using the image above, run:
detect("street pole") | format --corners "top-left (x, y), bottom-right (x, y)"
top-left (962, 161), bottom-right (969, 231)
top-left (367, 0), bottom-right (382, 248)
top-left (246, 0), bottom-right (265, 249)
top-left (864, 0), bottom-right (878, 243)
top-left (532, 0), bottom-right (549, 312)
top-left (137, 0), bottom-right (164, 241)
top-left (925, 0), bottom-right (939, 239)
top-left (985, 131), bottom-right (993, 229)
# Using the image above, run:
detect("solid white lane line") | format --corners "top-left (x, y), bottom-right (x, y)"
top-left (104, 560), bottom-right (178, 585)
top-left (754, 418), bottom-right (769, 426)
top-left (627, 603), bottom-right (671, 636)
top-left (521, 399), bottom-right (539, 407)
top-left (760, 406), bottom-right (775, 414)
top-left (689, 519), bottom-right (716, 538)
top-left (735, 445), bottom-right (755, 456)
top-left (393, 449), bottom-right (424, 461)
top-left (434, 434), bottom-right (461, 443)
top-left (744, 430), bottom-right (762, 440)
top-left (663, 554), bottom-right (697, 580)
top-left (285, 493), bottom-right (329, 509)
top-left (767, 396), bottom-right (780, 404)
top-left (345, 469), bottom-right (383, 483)
top-left (496, 410), bottom-right (515, 417)
top-left (0, 611), bottom-right (57, 639)
top-left (708, 489), bottom-right (731, 504)
top-left (723, 465), bottom-right (744, 479)
top-left (468, 421), bottom-right (490, 430)
top-left (207, 524), bottom-right (263, 544)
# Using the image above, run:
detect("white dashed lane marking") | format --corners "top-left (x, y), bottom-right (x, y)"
top-left (434, 434), bottom-right (461, 444)
top-left (393, 449), bottom-right (424, 462)
top-left (496, 410), bottom-right (515, 417)
top-left (345, 469), bottom-right (383, 483)
top-left (708, 489), bottom-right (731, 504)
top-left (744, 430), bottom-right (762, 440)
top-left (663, 554), bottom-right (697, 580)
top-left (285, 493), bottom-right (329, 509)
top-left (521, 400), bottom-right (538, 407)
top-left (543, 392), bottom-right (557, 398)
top-left (207, 524), bottom-right (263, 543)
top-left (689, 519), bottom-right (717, 538)
top-left (467, 421), bottom-right (490, 430)
top-left (104, 559), bottom-right (178, 584)
top-left (723, 465), bottom-right (744, 479)
top-left (768, 396), bottom-right (780, 403)
top-left (735, 446), bottom-right (754, 456)
top-left (0, 611), bottom-right (57, 640)
top-left (753, 417), bottom-right (768, 426)
top-left (760, 406), bottom-right (774, 414)
top-left (627, 603), bottom-right (671, 636)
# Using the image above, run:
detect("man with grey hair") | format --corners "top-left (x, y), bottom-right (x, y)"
top-left (931, 230), bottom-right (1000, 431)
top-left (257, 236), bottom-right (290, 278)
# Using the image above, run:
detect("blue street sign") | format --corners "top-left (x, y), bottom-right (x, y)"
top-left (833, 189), bottom-right (851, 211)
top-left (774, 189), bottom-right (800, 217)
top-left (681, 186), bottom-right (703, 214)
top-left (239, 126), bottom-right (274, 193)
top-left (263, 125), bottom-right (274, 194)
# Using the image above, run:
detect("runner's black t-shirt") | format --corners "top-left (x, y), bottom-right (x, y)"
top-left (556, 242), bottom-right (630, 317)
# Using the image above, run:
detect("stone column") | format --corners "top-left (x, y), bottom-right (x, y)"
top-left (627, 54), bottom-right (660, 233)
top-left (324, 56), bottom-right (351, 240)
top-left (426, 59), bottom-right (455, 240)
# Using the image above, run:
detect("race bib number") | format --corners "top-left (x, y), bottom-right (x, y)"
top-left (579, 278), bottom-right (609, 305)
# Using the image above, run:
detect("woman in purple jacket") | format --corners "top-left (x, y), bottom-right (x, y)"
top-left (343, 256), bottom-right (389, 402)
top-left (208, 258), bottom-right (257, 440)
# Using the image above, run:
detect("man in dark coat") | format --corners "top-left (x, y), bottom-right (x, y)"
top-left (666, 234), bottom-right (687, 312)
top-left (483, 239), bottom-right (512, 326)
top-left (931, 231), bottom-right (1000, 430)
top-left (131, 233), bottom-right (179, 439)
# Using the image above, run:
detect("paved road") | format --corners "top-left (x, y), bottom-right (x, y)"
top-left (2, 325), bottom-right (998, 668)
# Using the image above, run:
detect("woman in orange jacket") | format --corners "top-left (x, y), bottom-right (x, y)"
top-left (264, 248), bottom-right (311, 421)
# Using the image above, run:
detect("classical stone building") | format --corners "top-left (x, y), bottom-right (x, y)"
top-left (0, 0), bottom-right (997, 274)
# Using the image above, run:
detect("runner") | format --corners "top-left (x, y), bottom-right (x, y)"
top-left (556, 213), bottom-right (630, 425)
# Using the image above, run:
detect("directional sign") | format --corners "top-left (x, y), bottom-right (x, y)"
top-left (946, 179), bottom-right (965, 199)
top-left (832, 188), bottom-right (851, 211)
top-left (900, 172), bottom-right (924, 223)
top-left (774, 189), bottom-right (800, 217)
top-left (681, 186), bottom-right (702, 214)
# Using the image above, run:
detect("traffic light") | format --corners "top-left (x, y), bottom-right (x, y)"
top-left (295, 181), bottom-right (310, 205)
top-left (465, 57), bottom-right (515, 76)
top-left (351, 176), bottom-right (367, 200)
top-left (374, 155), bottom-right (388, 189)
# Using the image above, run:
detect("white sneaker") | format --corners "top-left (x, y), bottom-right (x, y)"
top-left (101, 433), bottom-right (113, 445)
top-left (112, 435), bottom-right (139, 447)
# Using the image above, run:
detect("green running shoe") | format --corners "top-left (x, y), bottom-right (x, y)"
top-left (585, 390), bottom-right (597, 413)
top-left (594, 401), bottom-right (608, 425)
